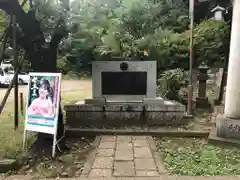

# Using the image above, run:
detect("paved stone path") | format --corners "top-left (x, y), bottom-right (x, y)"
top-left (4, 135), bottom-right (240, 179)
top-left (82, 135), bottom-right (165, 178)
top-left (4, 175), bottom-right (240, 180)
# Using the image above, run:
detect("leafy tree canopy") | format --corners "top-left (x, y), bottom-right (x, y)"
top-left (60, 0), bottom-right (230, 75)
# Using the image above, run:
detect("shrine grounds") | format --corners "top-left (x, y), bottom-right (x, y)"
top-left (1, 79), bottom-right (240, 178)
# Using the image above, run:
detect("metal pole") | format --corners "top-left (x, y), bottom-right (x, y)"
top-left (0, 55), bottom-right (25, 115)
top-left (12, 15), bottom-right (19, 129)
top-left (187, 0), bottom-right (194, 115)
top-left (20, 92), bottom-right (24, 116)
top-left (217, 58), bottom-right (228, 104)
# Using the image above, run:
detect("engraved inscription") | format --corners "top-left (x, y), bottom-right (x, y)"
top-left (101, 72), bottom-right (147, 95)
top-left (228, 124), bottom-right (240, 134)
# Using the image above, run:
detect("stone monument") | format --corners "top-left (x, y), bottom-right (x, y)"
top-left (64, 61), bottom-right (185, 129)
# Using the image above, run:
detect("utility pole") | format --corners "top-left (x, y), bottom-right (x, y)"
top-left (12, 15), bottom-right (19, 129)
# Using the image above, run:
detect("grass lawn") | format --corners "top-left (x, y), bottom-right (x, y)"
top-left (0, 80), bottom-right (92, 159)
top-left (155, 137), bottom-right (240, 176)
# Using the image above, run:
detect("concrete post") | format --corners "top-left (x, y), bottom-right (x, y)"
top-left (224, 0), bottom-right (240, 119)
top-left (216, 0), bottom-right (240, 140)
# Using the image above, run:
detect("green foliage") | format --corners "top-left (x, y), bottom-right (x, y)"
top-left (194, 20), bottom-right (230, 67)
top-left (0, 10), bottom-right (6, 33)
top-left (157, 69), bottom-right (188, 100)
top-left (57, 0), bottom-right (230, 75)
top-left (57, 54), bottom-right (71, 74)
top-left (19, 0), bottom-right (30, 12)
top-left (156, 137), bottom-right (240, 176)
top-left (34, 0), bottom-right (71, 35)
top-left (92, 0), bottom-right (190, 60)
top-left (63, 71), bottom-right (91, 80)
top-left (136, 28), bottom-right (189, 70)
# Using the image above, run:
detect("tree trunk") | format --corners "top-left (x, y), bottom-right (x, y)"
top-left (28, 46), bottom-right (66, 156)
top-left (0, 0), bottom-right (68, 156)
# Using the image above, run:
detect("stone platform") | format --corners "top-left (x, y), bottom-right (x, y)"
top-left (64, 99), bottom-right (186, 128)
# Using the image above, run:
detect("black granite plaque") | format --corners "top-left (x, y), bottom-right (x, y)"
top-left (101, 72), bottom-right (147, 95)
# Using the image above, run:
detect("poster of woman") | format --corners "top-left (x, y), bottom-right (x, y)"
top-left (24, 73), bottom-right (61, 135)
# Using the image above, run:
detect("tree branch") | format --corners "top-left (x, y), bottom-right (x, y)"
top-left (0, 0), bottom-right (45, 49)
top-left (7, 26), bottom-right (32, 52)
top-left (0, 16), bottom-right (13, 63)
top-left (0, 0), bottom-right (19, 14)
top-left (50, 19), bottom-right (68, 49)
top-left (21, 0), bottom-right (28, 7)
top-left (0, 28), bottom-right (9, 61)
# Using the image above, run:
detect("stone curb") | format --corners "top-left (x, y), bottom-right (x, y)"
top-left (208, 126), bottom-right (240, 148)
top-left (66, 128), bottom-right (210, 138)
top-left (147, 136), bottom-right (168, 175)
top-left (0, 151), bottom-right (29, 174)
top-left (80, 136), bottom-right (101, 178)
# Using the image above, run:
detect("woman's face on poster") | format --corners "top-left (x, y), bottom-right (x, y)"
top-left (39, 86), bottom-right (48, 99)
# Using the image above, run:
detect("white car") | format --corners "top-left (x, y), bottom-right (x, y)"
top-left (18, 72), bottom-right (30, 85)
top-left (0, 68), bottom-right (29, 85)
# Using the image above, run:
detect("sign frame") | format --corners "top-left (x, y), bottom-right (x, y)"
top-left (23, 72), bottom-right (63, 157)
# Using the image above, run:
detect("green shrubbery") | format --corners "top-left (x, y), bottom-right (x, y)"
top-left (156, 137), bottom-right (240, 176)
top-left (157, 69), bottom-right (188, 100)
top-left (56, 0), bottom-right (230, 96)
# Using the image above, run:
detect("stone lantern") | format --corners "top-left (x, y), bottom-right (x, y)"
top-left (211, 5), bottom-right (226, 21)
top-left (196, 62), bottom-right (210, 109)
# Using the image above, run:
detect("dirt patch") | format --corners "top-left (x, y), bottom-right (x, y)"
top-left (7, 136), bottom-right (95, 178)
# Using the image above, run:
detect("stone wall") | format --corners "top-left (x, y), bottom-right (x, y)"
top-left (65, 101), bottom-right (186, 128)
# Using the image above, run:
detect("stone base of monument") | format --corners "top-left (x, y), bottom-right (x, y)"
top-left (208, 114), bottom-right (240, 147)
top-left (208, 127), bottom-right (240, 148)
top-left (216, 114), bottom-right (240, 140)
top-left (196, 97), bottom-right (210, 109)
top-left (64, 98), bottom-right (186, 129)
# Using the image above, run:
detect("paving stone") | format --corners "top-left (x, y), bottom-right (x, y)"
top-left (136, 170), bottom-right (159, 176)
top-left (99, 141), bottom-right (115, 149)
top-left (178, 177), bottom-right (216, 180)
top-left (115, 149), bottom-right (133, 161)
top-left (96, 148), bottom-right (114, 157)
top-left (135, 158), bottom-right (157, 170)
top-left (116, 142), bottom-right (133, 150)
top-left (89, 168), bottom-right (112, 177)
top-left (92, 157), bottom-right (113, 169)
top-left (102, 136), bottom-right (116, 142)
top-left (114, 161), bottom-right (135, 176)
top-left (132, 136), bottom-right (147, 140)
top-left (0, 159), bottom-right (17, 173)
top-left (3, 175), bottom-right (34, 180)
top-left (133, 140), bottom-right (149, 147)
top-left (134, 147), bottom-right (152, 158)
top-left (117, 135), bottom-right (132, 142)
